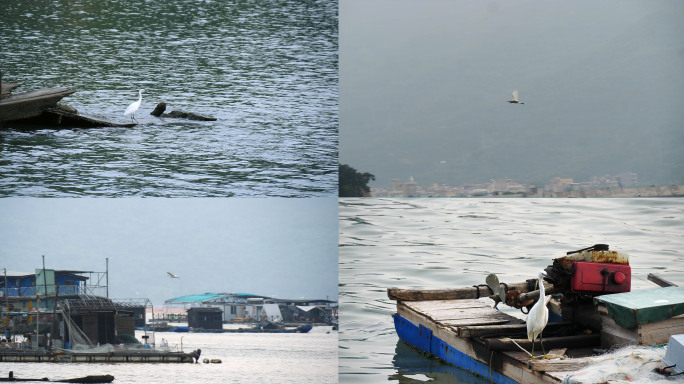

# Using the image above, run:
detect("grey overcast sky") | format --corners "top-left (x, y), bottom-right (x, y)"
top-left (0, 198), bottom-right (338, 305)
top-left (340, 0), bottom-right (684, 188)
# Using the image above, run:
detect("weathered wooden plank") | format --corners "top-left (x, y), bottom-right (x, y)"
top-left (402, 299), bottom-right (517, 327)
top-left (528, 357), bottom-right (591, 372)
top-left (388, 281), bottom-right (532, 301)
top-left (458, 321), bottom-right (570, 338)
top-left (441, 317), bottom-right (512, 327)
top-left (0, 88), bottom-right (76, 122)
top-left (638, 315), bottom-right (684, 345)
top-left (647, 273), bottom-right (678, 287)
top-left (403, 299), bottom-right (491, 311)
top-left (485, 334), bottom-right (600, 352)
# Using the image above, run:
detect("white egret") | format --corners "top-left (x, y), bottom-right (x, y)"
top-left (124, 89), bottom-right (145, 123)
top-left (508, 90), bottom-right (524, 104)
top-left (526, 270), bottom-right (550, 359)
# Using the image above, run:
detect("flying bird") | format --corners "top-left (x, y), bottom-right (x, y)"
top-left (124, 89), bottom-right (145, 123)
top-left (508, 90), bottom-right (524, 104)
top-left (526, 270), bottom-right (550, 359)
top-left (167, 272), bottom-right (180, 278)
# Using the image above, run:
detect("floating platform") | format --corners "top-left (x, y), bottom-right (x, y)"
top-left (0, 348), bottom-right (201, 363)
top-left (191, 325), bottom-right (312, 333)
top-left (389, 284), bottom-right (683, 384)
top-left (1, 75), bottom-right (134, 128)
top-left (0, 87), bottom-right (76, 123)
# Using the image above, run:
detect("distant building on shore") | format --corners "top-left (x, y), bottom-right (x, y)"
top-left (165, 293), bottom-right (337, 324)
top-left (372, 172), bottom-right (682, 198)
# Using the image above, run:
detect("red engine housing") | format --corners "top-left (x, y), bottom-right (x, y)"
top-left (570, 261), bottom-right (631, 293)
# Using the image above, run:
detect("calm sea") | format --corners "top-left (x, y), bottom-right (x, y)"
top-left (0, 0), bottom-right (337, 197)
top-left (0, 327), bottom-right (337, 383)
top-left (338, 198), bottom-right (684, 383)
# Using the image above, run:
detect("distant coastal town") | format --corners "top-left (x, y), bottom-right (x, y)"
top-left (371, 172), bottom-right (684, 198)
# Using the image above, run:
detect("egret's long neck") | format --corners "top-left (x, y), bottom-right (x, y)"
top-left (539, 276), bottom-right (545, 297)
top-left (138, 91), bottom-right (143, 101)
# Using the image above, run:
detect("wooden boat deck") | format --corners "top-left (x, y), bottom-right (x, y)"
top-left (395, 297), bottom-right (600, 384)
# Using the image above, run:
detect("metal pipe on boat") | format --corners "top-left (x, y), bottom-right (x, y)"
top-left (517, 285), bottom-right (558, 304)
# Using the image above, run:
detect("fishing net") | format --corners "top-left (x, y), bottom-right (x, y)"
top-left (562, 345), bottom-right (683, 384)
top-left (63, 314), bottom-right (93, 348)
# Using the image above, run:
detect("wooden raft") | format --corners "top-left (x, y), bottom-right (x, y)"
top-left (392, 285), bottom-right (604, 383)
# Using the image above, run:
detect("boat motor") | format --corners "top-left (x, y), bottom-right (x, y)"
top-left (491, 244), bottom-right (631, 330)
top-left (542, 244), bottom-right (631, 330)
top-left (543, 244), bottom-right (631, 296)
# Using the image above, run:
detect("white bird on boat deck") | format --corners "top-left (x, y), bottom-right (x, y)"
top-left (508, 90), bottom-right (524, 104)
top-left (167, 272), bottom-right (180, 278)
top-left (124, 89), bottom-right (145, 123)
top-left (526, 270), bottom-right (550, 359)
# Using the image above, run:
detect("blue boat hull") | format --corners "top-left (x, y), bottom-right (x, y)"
top-left (393, 313), bottom-right (520, 384)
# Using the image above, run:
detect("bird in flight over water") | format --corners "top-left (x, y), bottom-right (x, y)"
top-left (508, 90), bottom-right (524, 104)
top-left (167, 272), bottom-right (180, 278)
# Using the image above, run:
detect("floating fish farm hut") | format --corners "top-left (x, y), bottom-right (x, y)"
top-left (1, 266), bottom-right (199, 363)
top-left (164, 292), bottom-right (337, 324)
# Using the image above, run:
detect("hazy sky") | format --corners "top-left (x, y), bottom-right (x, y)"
top-left (340, 0), bottom-right (684, 187)
top-left (0, 198), bottom-right (338, 305)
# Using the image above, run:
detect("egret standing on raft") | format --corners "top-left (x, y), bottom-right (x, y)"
top-left (124, 89), bottom-right (145, 123)
top-left (527, 270), bottom-right (550, 359)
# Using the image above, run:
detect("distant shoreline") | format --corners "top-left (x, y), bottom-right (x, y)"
top-left (372, 185), bottom-right (684, 198)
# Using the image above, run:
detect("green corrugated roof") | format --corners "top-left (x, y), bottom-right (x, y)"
top-left (595, 287), bottom-right (684, 329)
top-left (166, 293), bottom-right (228, 303)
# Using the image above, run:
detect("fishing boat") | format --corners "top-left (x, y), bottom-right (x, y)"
top-left (0, 372), bottom-right (114, 383)
top-left (389, 244), bottom-right (684, 383)
top-left (191, 323), bottom-right (313, 333)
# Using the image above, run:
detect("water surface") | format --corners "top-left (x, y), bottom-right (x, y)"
top-left (0, 0), bottom-right (337, 197)
top-left (0, 327), bottom-right (337, 383)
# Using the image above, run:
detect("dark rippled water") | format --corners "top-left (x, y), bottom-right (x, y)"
top-left (0, 0), bottom-right (337, 197)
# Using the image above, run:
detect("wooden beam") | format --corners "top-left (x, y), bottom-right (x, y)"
top-left (647, 273), bottom-right (678, 287)
top-left (388, 281), bottom-right (531, 301)
top-left (485, 334), bottom-right (600, 352)
top-left (459, 321), bottom-right (572, 338)
top-left (528, 357), bottom-right (591, 372)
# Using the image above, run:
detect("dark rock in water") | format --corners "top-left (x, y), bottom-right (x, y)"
top-left (150, 102), bottom-right (167, 117)
top-left (166, 110), bottom-right (217, 121)
top-left (150, 102), bottom-right (216, 121)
